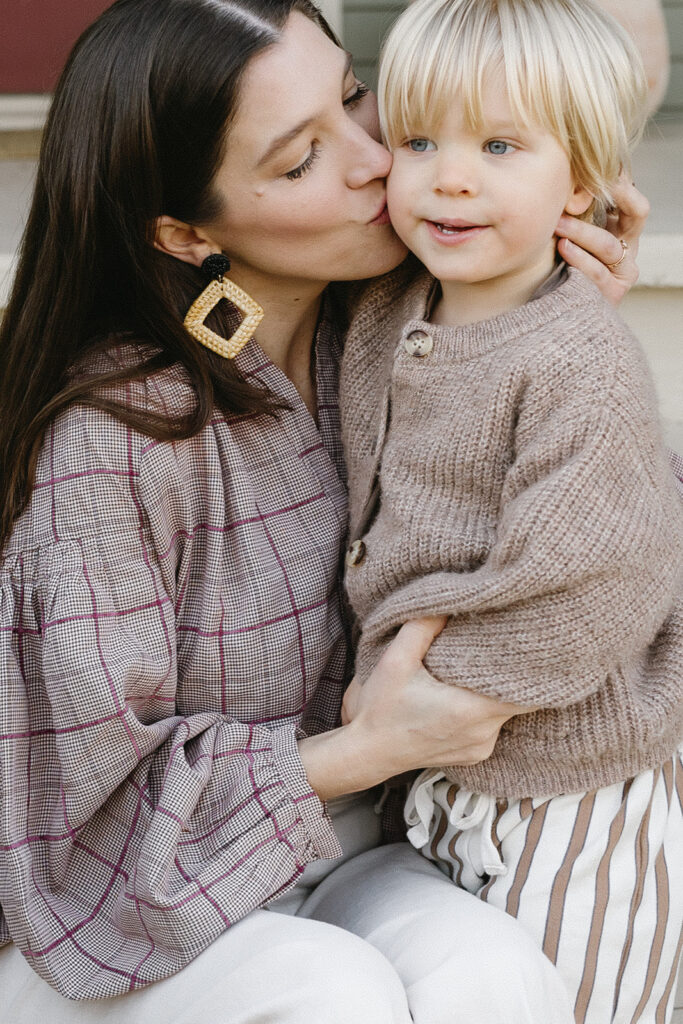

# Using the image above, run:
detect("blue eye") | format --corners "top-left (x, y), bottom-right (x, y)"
top-left (485, 140), bottom-right (514, 155)
top-left (407, 138), bottom-right (435, 153)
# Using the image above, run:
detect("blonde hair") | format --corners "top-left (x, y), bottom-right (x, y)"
top-left (378, 0), bottom-right (648, 223)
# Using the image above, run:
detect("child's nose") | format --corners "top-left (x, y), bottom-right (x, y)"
top-left (433, 152), bottom-right (479, 197)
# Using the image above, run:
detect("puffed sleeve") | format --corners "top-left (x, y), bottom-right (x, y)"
top-left (0, 397), bottom-right (340, 999)
top-left (357, 330), bottom-right (683, 709)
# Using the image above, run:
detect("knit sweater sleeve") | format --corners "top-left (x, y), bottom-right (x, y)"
top-left (357, 325), bottom-right (683, 709)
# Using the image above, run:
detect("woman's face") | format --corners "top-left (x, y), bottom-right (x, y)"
top-left (202, 11), bottom-right (407, 292)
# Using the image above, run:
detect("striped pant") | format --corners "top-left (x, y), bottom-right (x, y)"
top-left (405, 750), bottom-right (683, 1024)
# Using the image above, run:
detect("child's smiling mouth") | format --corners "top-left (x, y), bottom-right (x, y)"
top-left (426, 219), bottom-right (490, 243)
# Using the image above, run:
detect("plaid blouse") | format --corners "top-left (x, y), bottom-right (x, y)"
top-left (0, 310), bottom-right (350, 999)
top-left (671, 447), bottom-right (683, 498)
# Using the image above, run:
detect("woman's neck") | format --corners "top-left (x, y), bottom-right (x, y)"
top-left (230, 268), bottom-right (326, 416)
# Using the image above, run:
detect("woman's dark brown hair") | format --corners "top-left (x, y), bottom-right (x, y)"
top-left (0, 0), bottom-right (336, 549)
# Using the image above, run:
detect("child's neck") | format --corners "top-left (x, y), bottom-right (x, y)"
top-left (430, 251), bottom-right (558, 328)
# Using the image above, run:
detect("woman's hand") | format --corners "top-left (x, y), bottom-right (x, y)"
top-left (344, 617), bottom-right (527, 765)
top-left (556, 174), bottom-right (650, 306)
top-left (299, 617), bottom-right (530, 801)
top-left (340, 677), bottom-right (363, 726)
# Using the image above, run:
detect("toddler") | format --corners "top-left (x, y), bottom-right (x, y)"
top-left (340, 0), bottom-right (683, 1020)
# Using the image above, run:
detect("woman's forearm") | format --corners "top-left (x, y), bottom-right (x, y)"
top-left (298, 723), bottom-right (391, 801)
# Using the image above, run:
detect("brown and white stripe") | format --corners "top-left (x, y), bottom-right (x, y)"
top-left (407, 749), bottom-right (683, 1024)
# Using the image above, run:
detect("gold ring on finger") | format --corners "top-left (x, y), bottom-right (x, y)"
top-left (606, 238), bottom-right (629, 270)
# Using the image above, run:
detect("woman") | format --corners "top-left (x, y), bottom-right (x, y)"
top-left (0, 0), bottom-right (651, 1019)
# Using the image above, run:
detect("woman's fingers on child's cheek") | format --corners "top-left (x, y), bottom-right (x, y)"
top-left (556, 210), bottom-right (640, 281)
top-left (556, 214), bottom-right (627, 262)
top-left (600, 179), bottom-right (648, 257)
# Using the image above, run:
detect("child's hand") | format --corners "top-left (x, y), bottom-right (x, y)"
top-left (555, 173), bottom-right (649, 306)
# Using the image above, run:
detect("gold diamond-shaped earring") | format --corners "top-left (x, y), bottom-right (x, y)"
top-left (183, 253), bottom-right (264, 359)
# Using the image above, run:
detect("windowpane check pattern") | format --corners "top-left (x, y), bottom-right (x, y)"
top-left (0, 309), bottom-right (350, 999)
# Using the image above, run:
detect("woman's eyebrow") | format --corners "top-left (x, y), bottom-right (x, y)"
top-left (257, 117), bottom-right (315, 168)
top-left (256, 51), bottom-right (354, 169)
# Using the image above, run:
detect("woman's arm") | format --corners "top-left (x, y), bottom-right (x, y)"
top-left (300, 617), bottom-right (527, 801)
top-left (0, 402), bottom-right (343, 999)
top-left (0, 390), bottom-right (532, 996)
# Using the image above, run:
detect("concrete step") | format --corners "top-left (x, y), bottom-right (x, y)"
top-left (621, 287), bottom-right (683, 452)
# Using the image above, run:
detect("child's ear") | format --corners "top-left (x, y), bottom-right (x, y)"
top-left (564, 183), bottom-right (593, 217)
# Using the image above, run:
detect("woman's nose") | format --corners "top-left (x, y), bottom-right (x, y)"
top-left (345, 122), bottom-right (392, 188)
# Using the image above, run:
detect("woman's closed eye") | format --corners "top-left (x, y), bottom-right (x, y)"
top-left (284, 144), bottom-right (321, 181)
top-left (343, 81), bottom-right (370, 109)
top-left (283, 80), bottom-right (369, 181)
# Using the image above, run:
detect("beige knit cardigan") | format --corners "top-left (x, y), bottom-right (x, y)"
top-left (341, 260), bottom-right (683, 798)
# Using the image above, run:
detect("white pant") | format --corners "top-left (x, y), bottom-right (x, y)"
top-left (0, 792), bottom-right (575, 1024)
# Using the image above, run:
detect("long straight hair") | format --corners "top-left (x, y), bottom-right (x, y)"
top-left (0, 0), bottom-right (336, 549)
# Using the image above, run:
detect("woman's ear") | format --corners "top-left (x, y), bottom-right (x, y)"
top-left (154, 215), bottom-right (219, 267)
top-left (564, 183), bottom-right (594, 217)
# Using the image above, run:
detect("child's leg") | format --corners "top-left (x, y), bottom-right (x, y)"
top-left (419, 751), bottom-right (683, 1024)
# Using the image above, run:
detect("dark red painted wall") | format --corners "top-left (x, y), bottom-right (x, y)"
top-left (1, 1), bottom-right (110, 93)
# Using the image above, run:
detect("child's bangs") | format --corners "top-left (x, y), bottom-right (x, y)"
top-left (378, 0), bottom-right (504, 147)
top-left (379, 0), bottom-right (575, 149)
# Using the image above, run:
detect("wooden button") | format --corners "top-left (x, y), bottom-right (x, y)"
top-left (403, 330), bottom-right (433, 357)
top-left (345, 539), bottom-right (367, 567)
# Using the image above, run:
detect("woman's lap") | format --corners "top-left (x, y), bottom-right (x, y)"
top-left (0, 911), bottom-right (412, 1024)
top-left (0, 795), bottom-right (574, 1023)
top-left (300, 842), bottom-right (575, 1024)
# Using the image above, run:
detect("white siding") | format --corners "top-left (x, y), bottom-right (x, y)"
top-left (663, 0), bottom-right (683, 111)
top-left (344, 0), bottom-right (405, 89)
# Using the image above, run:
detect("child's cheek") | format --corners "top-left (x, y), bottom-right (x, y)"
top-left (385, 165), bottom-right (410, 230)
